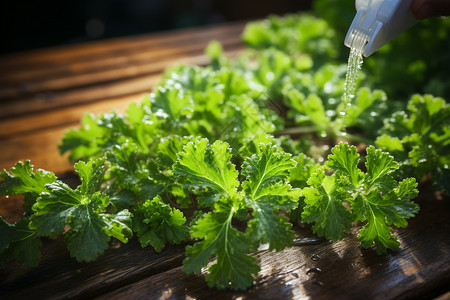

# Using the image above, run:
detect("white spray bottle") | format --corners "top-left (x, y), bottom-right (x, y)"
top-left (345, 0), bottom-right (420, 56)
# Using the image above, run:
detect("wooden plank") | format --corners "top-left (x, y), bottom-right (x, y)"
top-left (0, 37), bottom-right (243, 90)
top-left (0, 93), bottom-right (144, 139)
top-left (0, 237), bottom-right (188, 300)
top-left (0, 126), bottom-right (73, 174)
top-left (0, 185), bottom-right (448, 300)
top-left (0, 74), bottom-right (161, 119)
top-left (0, 46), bottom-right (245, 120)
top-left (0, 46), bottom-right (244, 101)
top-left (0, 22), bottom-right (246, 70)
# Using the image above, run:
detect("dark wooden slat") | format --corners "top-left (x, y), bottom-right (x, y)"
top-left (0, 93), bottom-right (142, 139)
top-left (0, 74), bottom-right (161, 119)
top-left (0, 46), bottom-right (244, 101)
top-left (0, 238), bottom-right (188, 300)
top-left (0, 22), bottom-right (246, 71)
top-left (0, 36), bottom-right (243, 90)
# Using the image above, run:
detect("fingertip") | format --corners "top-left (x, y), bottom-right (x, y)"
top-left (413, 3), bottom-right (436, 19)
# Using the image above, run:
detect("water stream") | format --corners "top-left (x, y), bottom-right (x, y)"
top-left (339, 32), bottom-right (366, 135)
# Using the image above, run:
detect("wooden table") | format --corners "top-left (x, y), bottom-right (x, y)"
top-left (1, 22), bottom-right (449, 300)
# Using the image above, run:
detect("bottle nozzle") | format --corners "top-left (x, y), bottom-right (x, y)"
top-left (345, 0), bottom-right (418, 57)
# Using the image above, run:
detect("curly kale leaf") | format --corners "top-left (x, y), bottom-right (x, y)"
top-left (376, 94), bottom-right (450, 194)
top-left (0, 161), bottom-right (57, 213)
top-left (242, 143), bottom-right (300, 250)
top-left (174, 139), bottom-right (240, 207)
top-left (0, 217), bottom-right (42, 267)
top-left (29, 158), bottom-right (133, 262)
top-left (106, 141), bottom-right (167, 206)
top-left (59, 97), bottom-right (158, 161)
top-left (301, 170), bottom-right (353, 241)
top-left (302, 142), bottom-right (419, 253)
top-left (175, 138), bottom-right (299, 290)
top-left (132, 196), bottom-right (189, 252)
top-left (183, 208), bottom-right (259, 290)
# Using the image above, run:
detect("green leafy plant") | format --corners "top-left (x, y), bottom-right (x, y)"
top-left (175, 138), bottom-right (300, 289)
top-left (376, 94), bottom-right (450, 194)
top-left (301, 142), bottom-right (419, 253)
top-left (1, 4), bottom-right (447, 291)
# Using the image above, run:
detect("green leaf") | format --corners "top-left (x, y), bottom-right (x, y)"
top-left (0, 161), bottom-right (56, 196)
top-left (59, 113), bottom-right (113, 161)
top-left (365, 146), bottom-right (400, 184)
top-left (346, 88), bottom-right (386, 125)
top-left (151, 85), bottom-right (193, 130)
top-left (242, 143), bottom-right (300, 250)
top-left (0, 217), bottom-right (42, 267)
top-left (352, 147), bottom-right (419, 253)
top-left (354, 178), bottom-right (419, 254)
top-left (301, 171), bottom-right (352, 240)
top-left (174, 138), bottom-right (239, 206)
top-left (242, 143), bottom-right (296, 199)
top-left (242, 13), bottom-right (338, 59)
top-left (59, 97), bottom-right (159, 162)
top-left (178, 140), bottom-right (299, 288)
top-left (375, 135), bottom-right (404, 153)
top-left (284, 90), bottom-right (331, 132)
top-left (108, 190), bottom-right (136, 211)
top-left (246, 182), bottom-right (300, 250)
top-left (125, 97), bottom-right (157, 153)
top-left (356, 204), bottom-right (401, 254)
top-left (133, 196), bottom-right (189, 252)
top-left (104, 210), bottom-right (134, 243)
top-left (183, 209), bottom-right (259, 290)
top-left (238, 133), bottom-right (276, 159)
top-left (346, 88), bottom-right (388, 137)
top-left (289, 153), bottom-right (321, 188)
top-left (30, 181), bottom-right (82, 237)
top-left (29, 158), bottom-right (132, 262)
top-left (326, 142), bottom-right (362, 187)
top-left (158, 135), bottom-right (193, 168)
top-left (64, 200), bottom-right (111, 261)
top-left (0, 161), bottom-right (58, 213)
top-left (107, 142), bottom-right (167, 202)
top-left (76, 158), bottom-right (107, 195)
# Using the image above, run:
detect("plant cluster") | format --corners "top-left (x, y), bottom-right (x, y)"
top-left (1, 1), bottom-right (449, 290)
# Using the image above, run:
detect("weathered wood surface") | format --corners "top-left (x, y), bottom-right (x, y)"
top-left (0, 21), bottom-right (449, 300)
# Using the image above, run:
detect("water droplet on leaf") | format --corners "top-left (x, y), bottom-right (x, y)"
top-left (311, 254), bottom-right (320, 261)
top-left (306, 267), bottom-right (322, 275)
top-left (312, 280), bottom-right (324, 287)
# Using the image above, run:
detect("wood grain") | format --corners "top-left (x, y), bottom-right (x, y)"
top-left (1, 188), bottom-right (448, 300)
top-left (0, 21), bottom-right (449, 300)
top-left (0, 42), bottom-right (244, 101)
top-left (0, 22), bottom-right (245, 71)
top-left (0, 93), bottom-right (144, 139)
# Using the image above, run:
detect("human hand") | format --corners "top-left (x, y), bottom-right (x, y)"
top-left (411, 0), bottom-right (450, 19)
